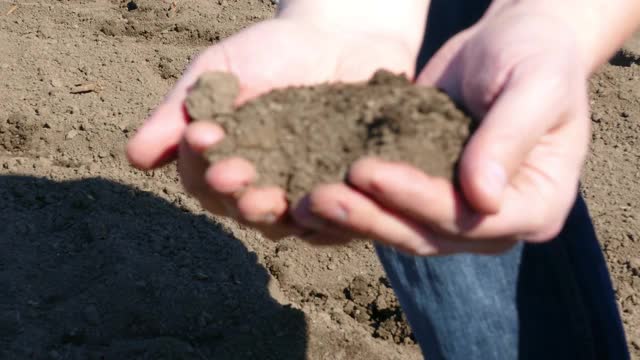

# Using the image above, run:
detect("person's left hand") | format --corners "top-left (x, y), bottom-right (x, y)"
top-left (291, 6), bottom-right (592, 255)
top-left (126, 17), bottom-right (419, 242)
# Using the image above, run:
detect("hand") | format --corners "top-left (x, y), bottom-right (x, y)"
top-left (295, 7), bottom-right (591, 255)
top-left (126, 17), bottom-right (418, 239)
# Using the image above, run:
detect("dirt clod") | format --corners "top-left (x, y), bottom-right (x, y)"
top-left (186, 70), bottom-right (472, 202)
top-left (1, 113), bottom-right (39, 153)
top-left (186, 72), bottom-right (240, 119)
top-left (343, 276), bottom-right (414, 344)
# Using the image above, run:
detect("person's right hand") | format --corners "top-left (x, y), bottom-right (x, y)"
top-left (126, 17), bottom-right (418, 239)
top-left (290, 6), bottom-right (593, 255)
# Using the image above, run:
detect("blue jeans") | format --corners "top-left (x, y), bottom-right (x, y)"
top-left (375, 1), bottom-right (629, 358)
top-left (377, 195), bottom-right (628, 359)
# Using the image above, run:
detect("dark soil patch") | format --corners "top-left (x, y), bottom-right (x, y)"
top-left (0, 113), bottom-right (40, 153)
top-left (610, 50), bottom-right (640, 67)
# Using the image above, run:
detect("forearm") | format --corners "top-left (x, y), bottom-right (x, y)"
top-left (276, 0), bottom-right (430, 58)
top-left (489, 0), bottom-right (640, 74)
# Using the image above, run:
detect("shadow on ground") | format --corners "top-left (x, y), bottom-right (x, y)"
top-left (0, 176), bottom-right (307, 359)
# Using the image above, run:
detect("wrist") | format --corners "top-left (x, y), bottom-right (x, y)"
top-left (487, 0), bottom-right (640, 74)
top-left (276, 0), bottom-right (429, 59)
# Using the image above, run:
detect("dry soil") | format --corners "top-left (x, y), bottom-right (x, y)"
top-left (185, 70), bottom-right (470, 202)
top-left (0, 1), bottom-right (639, 359)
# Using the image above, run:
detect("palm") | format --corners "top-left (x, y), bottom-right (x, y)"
top-left (207, 19), bottom-right (416, 103)
top-left (128, 18), bottom-right (415, 169)
top-left (288, 11), bottom-right (593, 255)
top-left (127, 18), bottom-right (417, 239)
top-left (417, 13), bottom-right (591, 241)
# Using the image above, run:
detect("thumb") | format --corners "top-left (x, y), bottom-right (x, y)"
top-left (126, 46), bottom-right (230, 170)
top-left (459, 62), bottom-right (568, 213)
top-left (416, 30), bottom-right (473, 96)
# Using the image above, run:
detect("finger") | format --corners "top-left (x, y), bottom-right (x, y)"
top-left (177, 137), bottom-right (226, 216)
top-left (458, 61), bottom-right (569, 214)
top-left (416, 31), bottom-right (471, 97)
top-left (184, 121), bottom-right (225, 155)
top-left (127, 46), bottom-right (230, 170)
top-left (179, 121), bottom-right (245, 216)
top-left (347, 157), bottom-right (481, 234)
top-left (236, 186), bottom-right (288, 224)
top-left (347, 157), bottom-right (553, 242)
top-left (300, 183), bottom-right (447, 255)
top-left (290, 194), bottom-right (361, 245)
top-left (234, 186), bottom-right (304, 241)
top-left (306, 183), bottom-right (517, 255)
top-left (205, 157), bottom-right (257, 196)
top-left (177, 137), bottom-right (213, 200)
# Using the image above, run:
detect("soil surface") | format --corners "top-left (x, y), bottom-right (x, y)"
top-left (186, 71), bottom-right (471, 202)
top-left (0, 1), bottom-right (639, 359)
top-left (584, 52), bottom-right (640, 354)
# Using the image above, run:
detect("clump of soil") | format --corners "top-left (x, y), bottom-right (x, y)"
top-left (186, 70), bottom-right (472, 202)
top-left (0, 113), bottom-right (39, 153)
top-left (343, 276), bottom-right (414, 345)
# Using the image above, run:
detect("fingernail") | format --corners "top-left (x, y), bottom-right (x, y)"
top-left (330, 204), bottom-right (349, 223)
top-left (483, 161), bottom-right (506, 198)
top-left (415, 243), bottom-right (437, 256)
top-left (187, 121), bottom-right (224, 152)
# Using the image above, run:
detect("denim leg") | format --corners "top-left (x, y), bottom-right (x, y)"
top-left (376, 242), bottom-right (521, 360)
top-left (401, 1), bottom-right (628, 358)
top-left (376, 195), bottom-right (629, 359)
top-left (517, 195), bottom-right (628, 359)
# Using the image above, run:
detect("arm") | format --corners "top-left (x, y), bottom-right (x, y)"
top-left (277, 0), bottom-right (429, 59)
top-left (488, 0), bottom-right (640, 73)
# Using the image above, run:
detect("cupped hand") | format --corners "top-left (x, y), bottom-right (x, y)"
top-left (296, 8), bottom-right (592, 255)
top-left (126, 18), bottom-right (416, 239)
